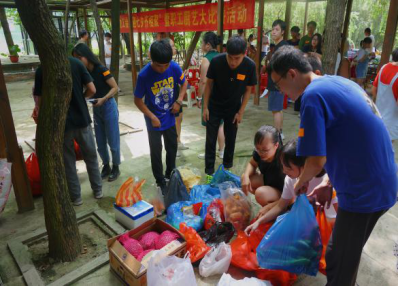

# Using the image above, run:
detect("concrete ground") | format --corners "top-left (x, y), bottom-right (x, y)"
top-left (0, 68), bottom-right (397, 286)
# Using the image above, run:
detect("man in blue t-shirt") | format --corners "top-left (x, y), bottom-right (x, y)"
top-left (268, 46), bottom-right (397, 285)
top-left (134, 40), bottom-right (188, 192)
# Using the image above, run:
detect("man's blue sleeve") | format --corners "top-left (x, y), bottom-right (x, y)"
top-left (134, 74), bottom-right (145, 99)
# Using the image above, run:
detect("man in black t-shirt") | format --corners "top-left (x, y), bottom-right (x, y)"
top-left (34, 57), bottom-right (103, 206)
top-left (267, 19), bottom-right (289, 140)
top-left (203, 36), bottom-right (257, 175)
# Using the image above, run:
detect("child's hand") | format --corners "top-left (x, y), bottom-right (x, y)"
top-left (256, 204), bottom-right (273, 219)
top-left (245, 221), bottom-right (259, 236)
top-left (151, 116), bottom-right (161, 128)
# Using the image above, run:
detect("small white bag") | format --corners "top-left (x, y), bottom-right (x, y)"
top-left (199, 242), bottom-right (232, 277)
top-left (0, 160), bottom-right (12, 214)
top-left (217, 273), bottom-right (272, 286)
top-left (147, 250), bottom-right (197, 286)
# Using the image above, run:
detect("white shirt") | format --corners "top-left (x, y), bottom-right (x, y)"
top-left (261, 35), bottom-right (269, 53)
top-left (281, 175), bottom-right (338, 218)
top-left (105, 42), bottom-right (112, 66)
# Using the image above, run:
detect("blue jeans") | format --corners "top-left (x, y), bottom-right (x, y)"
top-left (93, 98), bottom-right (121, 166)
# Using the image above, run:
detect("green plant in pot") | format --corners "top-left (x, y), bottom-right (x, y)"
top-left (1, 45), bottom-right (21, 63)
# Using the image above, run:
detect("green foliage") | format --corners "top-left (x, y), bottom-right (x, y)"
top-left (1, 44), bottom-right (21, 56)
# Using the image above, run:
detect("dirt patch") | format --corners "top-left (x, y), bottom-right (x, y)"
top-left (28, 220), bottom-right (110, 284)
top-left (97, 196), bottom-right (115, 213)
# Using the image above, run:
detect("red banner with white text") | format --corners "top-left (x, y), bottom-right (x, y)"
top-left (120, 0), bottom-right (255, 33)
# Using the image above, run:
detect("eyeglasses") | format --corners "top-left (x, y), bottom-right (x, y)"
top-left (273, 71), bottom-right (287, 91)
top-left (254, 148), bottom-right (270, 155)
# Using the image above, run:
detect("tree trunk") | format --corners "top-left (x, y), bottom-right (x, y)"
top-left (15, 0), bottom-right (82, 262)
top-left (0, 7), bottom-right (15, 51)
top-left (111, 0), bottom-right (120, 87)
top-left (322, 0), bottom-right (346, 75)
top-left (64, 0), bottom-right (70, 49)
top-left (90, 0), bottom-right (105, 64)
top-left (123, 33), bottom-right (131, 55)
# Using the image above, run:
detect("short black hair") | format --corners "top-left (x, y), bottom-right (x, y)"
top-left (203, 31), bottom-right (222, 49)
top-left (238, 29), bottom-right (244, 34)
top-left (365, 27), bottom-right (371, 34)
top-left (226, 35), bottom-right (247, 55)
top-left (306, 54), bottom-right (323, 74)
top-left (307, 21), bottom-right (317, 28)
top-left (280, 139), bottom-right (306, 169)
top-left (272, 19), bottom-right (286, 32)
top-left (363, 37), bottom-right (372, 44)
top-left (72, 43), bottom-right (102, 66)
top-left (150, 39), bottom-right (173, 64)
top-left (268, 45), bottom-right (312, 76)
top-left (254, 125), bottom-right (282, 147)
top-left (291, 26), bottom-right (300, 33)
top-left (105, 32), bottom-right (112, 38)
top-left (79, 30), bottom-right (88, 39)
top-left (393, 48), bottom-right (398, 62)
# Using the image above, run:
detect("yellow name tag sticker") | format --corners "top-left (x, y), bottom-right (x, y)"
top-left (103, 70), bottom-right (110, 76)
top-left (298, 128), bottom-right (305, 137)
top-left (237, 74), bottom-right (246, 81)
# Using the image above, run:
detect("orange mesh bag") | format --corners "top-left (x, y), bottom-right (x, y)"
top-left (179, 222), bottom-right (211, 263)
top-left (115, 177), bottom-right (145, 207)
top-left (316, 208), bottom-right (333, 275)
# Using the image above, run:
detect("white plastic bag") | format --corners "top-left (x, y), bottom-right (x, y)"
top-left (147, 250), bottom-right (197, 286)
top-left (217, 273), bottom-right (272, 286)
top-left (0, 160), bottom-right (12, 214)
top-left (199, 242), bottom-right (232, 277)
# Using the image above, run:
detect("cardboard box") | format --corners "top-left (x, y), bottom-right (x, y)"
top-left (107, 218), bottom-right (186, 286)
top-left (114, 201), bottom-right (154, 230)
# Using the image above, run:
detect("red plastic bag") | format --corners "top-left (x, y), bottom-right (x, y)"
top-left (316, 208), bottom-right (333, 275)
top-left (74, 140), bottom-right (83, 161)
top-left (230, 231), bottom-right (259, 271)
top-left (179, 222), bottom-right (211, 263)
top-left (247, 220), bottom-right (273, 252)
top-left (204, 199), bottom-right (225, 230)
top-left (25, 152), bottom-right (41, 196)
top-left (255, 269), bottom-right (297, 286)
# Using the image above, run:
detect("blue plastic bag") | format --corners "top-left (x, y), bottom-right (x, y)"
top-left (166, 201), bottom-right (203, 231)
top-left (190, 185), bottom-right (221, 219)
top-left (210, 165), bottom-right (241, 187)
top-left (256, 195), bottom-right (322, 276)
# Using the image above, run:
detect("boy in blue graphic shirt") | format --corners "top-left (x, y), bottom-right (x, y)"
top-left (134, 39), bottom-right (188, 193)
top-left (268, 46), bottom-right (397, 286)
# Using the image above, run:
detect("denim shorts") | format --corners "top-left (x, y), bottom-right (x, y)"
top-left (356, 61), bottom-right (369, 79)
top-left (268, 91), bottom-right (284, 111)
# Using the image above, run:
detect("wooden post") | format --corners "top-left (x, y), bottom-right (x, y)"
top-left (338, 0), bottom-right (353, 74)
top-left (228, 29), bottom-right (232, 39)
top-left (377, 0), bottom-right (398, 72)
top-left (254, 0), bottom-right (265, 105)
top-left (303, 0), bottom-right (309, 36)
top-left (83, 8), bottom-right (91, 49)
top-left (137, 7), bottom-right (144, 70)
top-left (183, 32), bottom-right (202, 71)
top-left (76, 9), bottom-right (81, 33)
top-left (64, 0), bottom-right (70, 49)
top-left (217, 0), bottom-right (224, 53)
top-left (284, 0), bottom-right (292, 41)
top-left (127, 0), bottom-right (137, 88)
top-left (0, 60), bottom-right (34, 213)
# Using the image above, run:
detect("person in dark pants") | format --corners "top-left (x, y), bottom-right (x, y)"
top-left (34, 58), bottom-right (103, 206)
top-left (134, 39), bottom-right (188, 194)
top-left (203, 35), bottom-right (257, 176)
top-left (72, 44), bottom-right (121, 182)
top-left (268, 46), bottom-right (397, 286)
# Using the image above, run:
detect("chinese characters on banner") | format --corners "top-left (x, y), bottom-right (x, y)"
top-left (120, 0), bottom-right (255, 33)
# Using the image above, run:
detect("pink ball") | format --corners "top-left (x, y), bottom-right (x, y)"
top-left (137, 249), bottom-right (154, 262)
top-left (122, 237), bottom-right (144, 259)
top-left (139, 231), bottom-right (160, 250)
top-left (155, 230), bottom-right (179, 250)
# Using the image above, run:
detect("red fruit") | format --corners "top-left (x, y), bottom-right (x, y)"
top-left (139, 232), bottom-right (160, 250)
top-left (155, 230), bottom-right (179, 250)
top-left (137, 249), bottom-right (155, 262)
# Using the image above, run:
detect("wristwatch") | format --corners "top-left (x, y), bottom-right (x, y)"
top-left (175, 100), bottom-right (183, 106)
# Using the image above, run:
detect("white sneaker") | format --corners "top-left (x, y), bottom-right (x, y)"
top-left (198, 153), bottom-right (205, 160)
top-left (218, 150), bottom-right (224, 159)
top-left (176, 150), bottom-right (181, 157)
top-left (178, 142), bottom-right (189, 150)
